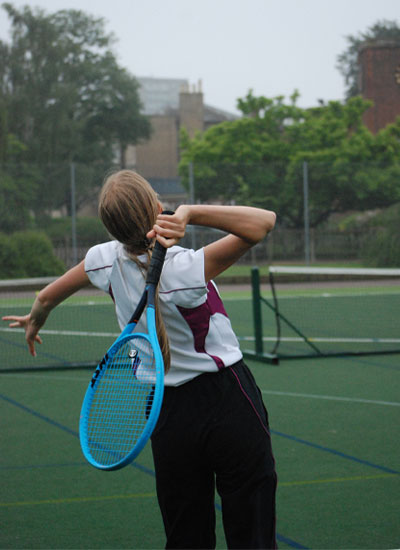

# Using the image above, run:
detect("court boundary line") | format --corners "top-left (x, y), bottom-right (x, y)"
top-left (3, 326), bottom-right (400, 344)
top-left (0, 492), bottom-right (157, 507)
top-left (261, 389), bottom-right (400, 407)
top-left (1, 461), bottom-right (396, 488)
top-left (0, 327), bottom-right (120, 338)
top-left (270, 429), bottom-right (399, 474)
top-left (279, 472), bottom-right (398, 487)
top-left (3, 372), bottom-right (398, 408)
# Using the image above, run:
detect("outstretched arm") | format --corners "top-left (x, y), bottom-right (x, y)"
top-left (2, 260), bottom-right (90, 356)
top-left (147, 204), bottom-right (276, 282)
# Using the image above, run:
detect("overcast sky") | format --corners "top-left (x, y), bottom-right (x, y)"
top-left (1, 0), bottom-right (399, 114)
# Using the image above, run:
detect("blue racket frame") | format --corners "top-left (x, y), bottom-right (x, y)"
top-left (79, 293), bottom-right (164, 470)
top-left (79, 218), bottom-right (172, 471)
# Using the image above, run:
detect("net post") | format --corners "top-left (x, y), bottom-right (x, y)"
top-left (251, 267), bottom-right (264, 357)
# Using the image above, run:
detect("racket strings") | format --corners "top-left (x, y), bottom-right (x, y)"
top-left (85, 337), bottom-right (156, 466)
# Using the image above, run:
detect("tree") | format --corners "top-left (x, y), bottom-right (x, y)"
top-left (0, 3), bottom-right (150, 217)
top-left (179, 91), bottom-right (304, 210)
top-left (86, 64), bottom-right (151, 167)
top-left (2, 4), bottom-right (113, 163)
top-left (0, 131), bottom-right (39, 232)
top-left (179, 91), bottom-right (400, 228)
top-left (336, 20), bottom-right (400, 99)
top-left (361, 203), bottom-right (400, 267)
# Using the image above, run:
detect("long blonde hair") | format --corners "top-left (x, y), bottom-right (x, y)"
top-left (99, 170), bottom-right (171, 372)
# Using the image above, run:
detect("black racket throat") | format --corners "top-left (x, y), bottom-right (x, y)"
top-left (128, 290), bottom-right (148, 325)
top-left (128, 284), bottom-right (157, 324)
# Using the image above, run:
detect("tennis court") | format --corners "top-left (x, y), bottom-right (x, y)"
top-left (1, 281), bottom-right (399, 549)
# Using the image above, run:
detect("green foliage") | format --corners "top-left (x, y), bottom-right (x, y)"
top-left (336, 19), bottom-right (400, 99)
top-left (75, 217), bottom-right (109, 243)
top-left (37, 216), bottom-right (109, 245)
top-left (86, 65), bottom-right (151, 166)
top-left (0, 230), bottom-right (65, 278)
top-left (0, 233), bottom-right (25, 278)
top-left (0, 3), bottom-right (150, 216)
top-left (0, 168), bottom-right (37, 232)
top-left (21, 231), bottom-right (65, 276)
top-left (179, 92), bottom-right (305, 212)
top-left (361, 203), bottom-right (400, 267)
top-left (180, 92), bottom-right (400, 228)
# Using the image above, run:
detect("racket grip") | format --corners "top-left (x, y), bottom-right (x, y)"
top-left (146, 210), bottom-right (174, 286)
top-left (146, 242), bottom-right (167, 285)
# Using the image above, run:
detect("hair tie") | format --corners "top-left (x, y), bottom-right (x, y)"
top-left (143, 237), bottom-right (154, 251)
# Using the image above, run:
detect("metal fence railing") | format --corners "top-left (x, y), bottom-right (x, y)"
top-left (51, 226), bottom-right (370, 269)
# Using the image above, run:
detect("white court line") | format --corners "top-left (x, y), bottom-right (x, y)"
top-left (0, 328), bottom-right (119, 338)
top-left (275, 290), bottom-right (400, 300)
top-left (3, 372), bottom-right (399, 407)
top-left (3, 328), bottom-right (399, 345)
top-left (239, 335), bottom-right (400, 344)
top-left (2, 369), bottom-right (400, 410)
top-left (4, 376), bottom-right (400, 408)
top-left (1, 301), bottom-right (111, 308)
top-left (261, 389), bottom-right (400, 407)
top-left (1, 372), bottom-right (89, 383)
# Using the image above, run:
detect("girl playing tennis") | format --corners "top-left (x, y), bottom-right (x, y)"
top-left (3, 169), bottom-right (277, 549)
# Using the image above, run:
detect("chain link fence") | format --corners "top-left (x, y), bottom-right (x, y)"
top-left (50, 225), bottom-right (371, 269)
top-left (1, 161), bottom-right (398, 273)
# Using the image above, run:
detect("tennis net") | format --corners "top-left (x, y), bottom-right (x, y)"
top-left (246, 266), bottom-right (400, 363)
top-left (0, 277), bottom-right (119, 372)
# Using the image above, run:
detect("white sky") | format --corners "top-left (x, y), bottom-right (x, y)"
top-left (1, 0), bottom-right (399, 114)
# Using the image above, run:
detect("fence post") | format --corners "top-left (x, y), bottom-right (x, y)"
top-left (251, 267), bottom-right (264, 357)
top-left (303, 161), bottom-right (310, 265)
top-left (70, 162), bottom-right (78, 266)
top-left (189, 161), bottom-right (196, 250)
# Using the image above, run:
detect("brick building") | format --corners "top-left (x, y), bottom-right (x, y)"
top-left (358, 41), bottom-right (400, 133)
top-left (125, 77), bottom-right (237, 207)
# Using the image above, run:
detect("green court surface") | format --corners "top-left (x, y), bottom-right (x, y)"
top-left (1, 355), bottom-right (399, 548)
top-left (1, 286), bottom-right (400, 549)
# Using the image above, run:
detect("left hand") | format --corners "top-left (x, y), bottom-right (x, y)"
top-left (2, 314), bottom-right (43, 356)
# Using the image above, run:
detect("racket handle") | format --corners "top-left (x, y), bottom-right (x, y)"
top-left (146, 210), bottom-right (174, 286)
top-left (146, 242), bottom-right (167, 285)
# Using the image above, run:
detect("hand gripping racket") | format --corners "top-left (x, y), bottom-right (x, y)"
top-left (79, 225), bottom-right (171, 471)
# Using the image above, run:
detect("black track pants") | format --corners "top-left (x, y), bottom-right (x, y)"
top-left (151, 360), bottom-right (277, 549)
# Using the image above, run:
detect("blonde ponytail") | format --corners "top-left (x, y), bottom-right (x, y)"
top-left (99, 170), bottom-right (171, 373)
top-left (155, 287), bottom-right (171, 373)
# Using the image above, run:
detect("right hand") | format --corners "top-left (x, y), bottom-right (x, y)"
top-left (146, 205), bottom-right (191, 248)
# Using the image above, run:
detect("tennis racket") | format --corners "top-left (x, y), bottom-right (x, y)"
top-left (79, 221), bottom-right (171, 471)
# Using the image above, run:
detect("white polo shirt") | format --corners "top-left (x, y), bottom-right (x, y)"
top-left (84, 241), bottom-right (243, 386)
